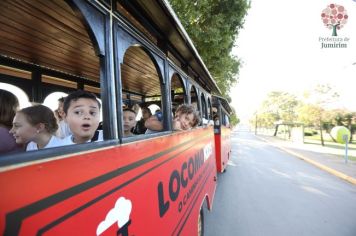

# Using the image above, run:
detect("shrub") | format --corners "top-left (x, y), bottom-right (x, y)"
top-left (304, 128), bottom-right (317, 136)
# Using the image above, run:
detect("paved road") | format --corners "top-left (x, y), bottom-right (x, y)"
top-left (205, 131), bottom-right (356, 236)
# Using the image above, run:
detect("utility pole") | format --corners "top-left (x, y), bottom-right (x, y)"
top-left (255, 114), bottom-right (258, 135)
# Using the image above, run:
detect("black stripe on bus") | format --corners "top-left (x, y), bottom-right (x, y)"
top-left (4, 133), bottom-right (209, 236)
top-left (0, 140), bottom-right (119, 168)
top-left (36, 138), bottom-right (200, 235)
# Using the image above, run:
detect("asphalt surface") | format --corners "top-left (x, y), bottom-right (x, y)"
top-left (258, 134), bottom-right (356, 181)
top-left (205, 131), bottom-right (356, 236)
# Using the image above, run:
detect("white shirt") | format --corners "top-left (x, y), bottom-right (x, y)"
top-left (145, 128), bottom-right (157, 134)
top-left (57, 120), bottom-right (72, 138)
top-left (26, 135), bottom-right (66, 151)
top-left (61, 130), bottom-right (103, 145)
top-left (201, 118), bottom-right (213, 126)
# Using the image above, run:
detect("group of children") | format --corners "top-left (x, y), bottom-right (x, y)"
top-left (123, 103), bottom-right (201, 136)
top-left (0, 89), bottom-right (201, 154)
top-left (144, 104), bottom-right (200, 133)
top-left (1, 90), bottom-right (102, 153)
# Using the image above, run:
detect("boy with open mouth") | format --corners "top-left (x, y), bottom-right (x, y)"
top-left (62, 90), bottom-right (102, 144)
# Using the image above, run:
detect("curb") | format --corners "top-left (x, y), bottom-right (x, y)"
top-left (257, 136), bottom-right (356, 185)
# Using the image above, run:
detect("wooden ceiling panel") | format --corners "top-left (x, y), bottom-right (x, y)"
top-left (0, 19), bottom-right (98, 70)
top-left (121, 46), bottom-right (161, 97)
top-left (124, 54), bottom-right (158, 75)
top-left (30, 0), bottom-right (90, 38)
top-left (121, 67), bottom-right (160, 96)
top-left (0, 29), bottom-right (97, 73)
top-left (0, 0), bottom-right (99, 82)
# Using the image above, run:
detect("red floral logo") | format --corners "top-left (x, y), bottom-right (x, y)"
top-left (321, 4), bottom-right (348, 36)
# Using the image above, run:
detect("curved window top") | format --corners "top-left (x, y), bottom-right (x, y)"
top-left (190, 85), bottom-right (199, 109)
top-left (121, 45), bottom-right (163, 136)
top-left (207, 98), bottom-right (212, 120)
top-left (0, 83), bottom-right (30, 108)
top-left (171, 73), bottom-right (186, 110)
top-left (201, 93), bottom-right (207, 120)
top-left (122, 46), bottom-right (161, 97)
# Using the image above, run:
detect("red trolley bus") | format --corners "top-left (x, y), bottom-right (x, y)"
top-left (0, 0), bottom-right (231, 235)
top-left (213, 96), bottom-right (232, 173)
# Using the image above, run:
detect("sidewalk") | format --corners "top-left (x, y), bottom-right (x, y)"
top-left (256, 134), bottom-right (356, 185)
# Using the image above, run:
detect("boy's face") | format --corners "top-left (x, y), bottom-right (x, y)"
top-left (173, 112), bottom-right (195, 130)
top-left (65, 98), bottom-right (100, 143)
top-left (10, 112), bottom-right (38, 144)
top-left (123, 110), bottom-right (136, 133)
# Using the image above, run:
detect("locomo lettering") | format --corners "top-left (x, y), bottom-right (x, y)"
top-left (203, 142), bottom-right (213, 161)
top-left (157, 149), bottom-right (204, 217)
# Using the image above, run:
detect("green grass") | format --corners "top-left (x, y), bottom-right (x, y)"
top-left (305, 133), bottom-right (356, 145)
top-left (304, 136), bottom-right (356, 161)
top-left (256, 128), bottom-right (356, 160)
top-left (272, 130), bottom-right (356, 161)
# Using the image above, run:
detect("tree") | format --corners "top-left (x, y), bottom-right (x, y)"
top-left (169, 0), bottom-right (250, 98)
top-left (301, 84), bottom-right (340, 146)
top-left (313, 84), bottom-right (340, 105)
top-left (257, 112), bottom-right (278, 128)
top-left (297, 103), bottom-right (327, 143)
top-left (321, 4), bottom-right (348, 36)
top-left (344, 112), bottom-right (356, 142)
top-left (230, 107), bottom-right (240, 126)
top-left (256, 91), bottom-right (299, 136)
top-left (297, 104), bottom-right (323, 126)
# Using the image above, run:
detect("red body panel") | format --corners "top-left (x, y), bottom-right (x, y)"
top-left (0, 127), bottom-right (216, 236)
top-left (214, 126), bottom-right (231, 173)
top-left (214, 134), bottom-right (222, 172)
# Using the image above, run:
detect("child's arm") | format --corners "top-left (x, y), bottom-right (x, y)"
top-left (145, 116), bottom-right (163, 131)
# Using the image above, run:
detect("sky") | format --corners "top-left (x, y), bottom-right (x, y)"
top-left (231, 0), bottom-right (356, 123)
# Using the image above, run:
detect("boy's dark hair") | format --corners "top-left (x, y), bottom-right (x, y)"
top-left (123, 108), bottom-right (136, 115)
top-left (19, 105), bottom-right (58, 134)
top-left (63, 90), bottom-right (101, 114)
top-left (141, 106), bottom-right (152, 116)
top-left (175, 104), bottom-right (201, 127)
